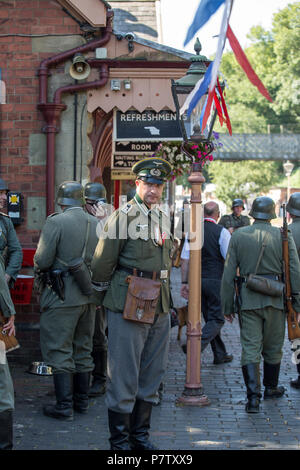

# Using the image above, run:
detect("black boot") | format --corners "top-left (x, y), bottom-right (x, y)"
top-left (108, 409), bottom-right (131, 450)
top-left (0, 410), bottom-right (13, 449)
top-left (73, 372), bottom-right (90, 413)
top-left (129, 400), bottom-right (157, 450)
top-left (242, 363), bottom-right (261, 413)
top-left (290, 362), bottom-right (300, 389)
top-left (263, 362), bottom-right (285, 399)
top-left (88, 350), bottom-right (107, 397)
top-left (43, 373), bottom-right (74, 421)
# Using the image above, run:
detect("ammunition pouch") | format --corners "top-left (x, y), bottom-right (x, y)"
top-left (123, 272), bottom-right (161, 324)
top-left (68, 258), bottom-right (93, 297)
top-left (245, 274), bottom-right (284, 297)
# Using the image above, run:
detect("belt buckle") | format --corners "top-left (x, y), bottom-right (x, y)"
top-left (160, 270), bottom-right (168, 280)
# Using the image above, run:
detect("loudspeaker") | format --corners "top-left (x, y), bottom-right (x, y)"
top-left (69, 54), bottom-right (91, 80)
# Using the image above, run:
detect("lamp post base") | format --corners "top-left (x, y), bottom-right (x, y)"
top-left (175, 387), bottom-right (210, 407)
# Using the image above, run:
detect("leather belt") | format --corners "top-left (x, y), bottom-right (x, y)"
top-left (117, 264), bottom-right (168, 280)
top-left (241, 274), bottom-right (282, 282)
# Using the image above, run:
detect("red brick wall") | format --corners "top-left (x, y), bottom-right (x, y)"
top-left (0, 1), bottom-right (83, 361)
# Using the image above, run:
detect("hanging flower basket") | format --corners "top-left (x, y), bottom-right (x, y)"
top-left (152, 131), bottom-right (223, 180)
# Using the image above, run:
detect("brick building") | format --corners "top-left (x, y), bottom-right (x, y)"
top-left (0, 0), bottom-right (194, 363)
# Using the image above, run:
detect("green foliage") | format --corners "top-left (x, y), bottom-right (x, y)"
top-left (207, 160), bottom-right (282, 207)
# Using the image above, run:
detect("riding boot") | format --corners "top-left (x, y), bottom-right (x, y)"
top-left (263, 362), bottom-right (285, 399)
top-left (43, 373), bottom-right (74, 421)
top-left (129, 400), bottom-right (158, 450)
top-left (242, 363), bottom-right (261, 413)
top-left (88, 350), bottom-right (107, 397)
top-left (0, 410), bottom-right (13, 449)
top-left (290, 362), bottom-right (300, 389)
top-left (73, 372), bottom-right (90, 413)
top-left (108, 409), bottom-right (131, 450)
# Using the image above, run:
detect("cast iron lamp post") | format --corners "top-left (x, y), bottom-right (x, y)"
top-left (171, 40), bottom-right (217, 406)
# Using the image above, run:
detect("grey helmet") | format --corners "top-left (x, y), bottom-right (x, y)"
top-left (56, 181), bottom-right (85, 207)
top-left (84, 182), bottom-right (107, 203)
top-left (232, 198), bottom-right (245, 210)
top-left (0, 178), bottom-right (9, 192)
top-left (287, 192), bottom-right (300, 217)
top-left (249, 196), bottom-right (276, 220)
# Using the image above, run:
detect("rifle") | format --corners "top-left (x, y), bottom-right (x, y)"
top-left (234, 276), bottom-right (242, 328)
top-left (0, 312), bottom-right (20, 353)
top-left (281, 203), bottom-right (300, 341)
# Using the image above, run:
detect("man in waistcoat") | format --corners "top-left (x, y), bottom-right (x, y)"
top-left (219, 198), bottom-right (250, 234)
top-left (91, 157), bottom-right (174, 450)
top-left (180, 201), bottom-right (233, 363)
top-left (34, 181), bottom-right (98, 421)
top-left (221, 196), bottom-right (300, 413)
top-left (286, 192), bottom-right (300, 389)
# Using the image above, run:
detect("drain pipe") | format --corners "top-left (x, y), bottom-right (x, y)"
top-left (37, 12), bottom-right (113, 216)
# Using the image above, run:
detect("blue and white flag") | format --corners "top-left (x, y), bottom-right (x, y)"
top-left (186, 61), bottom-right (214, 117)
top-left (179, 76), bottom-right (204, 116)
top-left (184, 0), bottom-right (226, 47)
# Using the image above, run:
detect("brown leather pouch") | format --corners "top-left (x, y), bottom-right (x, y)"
top-left (0, 314), bottom-right (20, 353)
top-left (123, 272), bottom-right (161, 324)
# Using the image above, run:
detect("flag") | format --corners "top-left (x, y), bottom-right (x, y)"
top-left (184, 0), bottom-right (226, 47)
top-left (216, 78), bottom-right (232, 135)
top-left (226, 24), bottom-right (273, 102)
top-left (186, 61), bottom-right (214, 117)
top-left (209, 0), bottom-right (233, 93)
top-left (180, 76), bottom-right (204, 116)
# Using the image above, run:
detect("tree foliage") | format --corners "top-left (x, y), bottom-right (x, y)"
top-left (202, 2), bottom-right (300, 206)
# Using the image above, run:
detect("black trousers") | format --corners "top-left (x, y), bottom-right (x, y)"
top-left (201, 278), bottom-right (227, 359)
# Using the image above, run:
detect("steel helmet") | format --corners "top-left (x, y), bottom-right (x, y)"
top-left (249, 196), bottom-right (276, 220)
top-left (0, 178), bottom-right (9, 191)
top-left (232, 198), bottom-right (245, 210)
top-left (84, 182), bottom-right (107, 203)
top-left (56, 181), bottom-right (85, 207)
top-left (287, 192), bottom-right (300, 217)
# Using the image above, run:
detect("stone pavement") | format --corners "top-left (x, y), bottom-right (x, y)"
top-left (8, 268), bottom-right (300, 451)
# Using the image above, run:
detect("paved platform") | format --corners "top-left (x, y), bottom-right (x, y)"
top-left (8, 268), bottom-right (300, 451)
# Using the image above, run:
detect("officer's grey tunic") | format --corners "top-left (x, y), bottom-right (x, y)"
top-left (221, 220), bottom-right (300, 366)
top-left (91, 197), bottom-right (174, 413)
top-left (34, 207), bottom-right (99, 374)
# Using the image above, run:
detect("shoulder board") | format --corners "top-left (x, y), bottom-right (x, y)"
top-left (47, 212), bottom-right (59, 218)
top-left (0, 212), bottom-right (10, 218)
top-left (121, 203), bottom-right (133, 215)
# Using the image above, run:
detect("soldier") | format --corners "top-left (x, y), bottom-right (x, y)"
top-left (219, 198), bottom-right (250, 234)
top-left (84, 182), bottom-right (109, 397)
top-left (0, 262), bottom-right (17, 449)
top-left (34, 181), bottom-right (98, 421)
top-left (91, 157), bottom-right (174, 450)
top-left (286, 192), bottom-right (300, 389)
top-left (0, 178), bottom-right (22, 286)
top-left (221, 196), bottom-right (300, 413)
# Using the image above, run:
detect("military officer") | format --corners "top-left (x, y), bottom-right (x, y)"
top-left (221, 196), bottom-right (300, 413)
top-left (91, 157), bottom-right (174, 450)
top-left (286, 192), bottom-right (300, 389)
top-left (34, 181), bottom-right (98, 421)
top-left (0, 262), bottom-right (17, 450)
top-left (84, 182), bottom-right (109, 397)
top-left (0, 178), bottom-right (22, 286)
top-left (219, 198), bottom-right (250, 234)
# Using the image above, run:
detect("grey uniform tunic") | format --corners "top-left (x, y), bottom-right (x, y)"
top-left (0, 262), bottom-right (16, 412)
top-left (221, 220), bottom-right (300, 366)
top-left (34, 207), bottom-right (99, 374)
top-left (91, 197), bottom-right (174, 413)
top-left (0, 213), bottom-right (22, 283)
